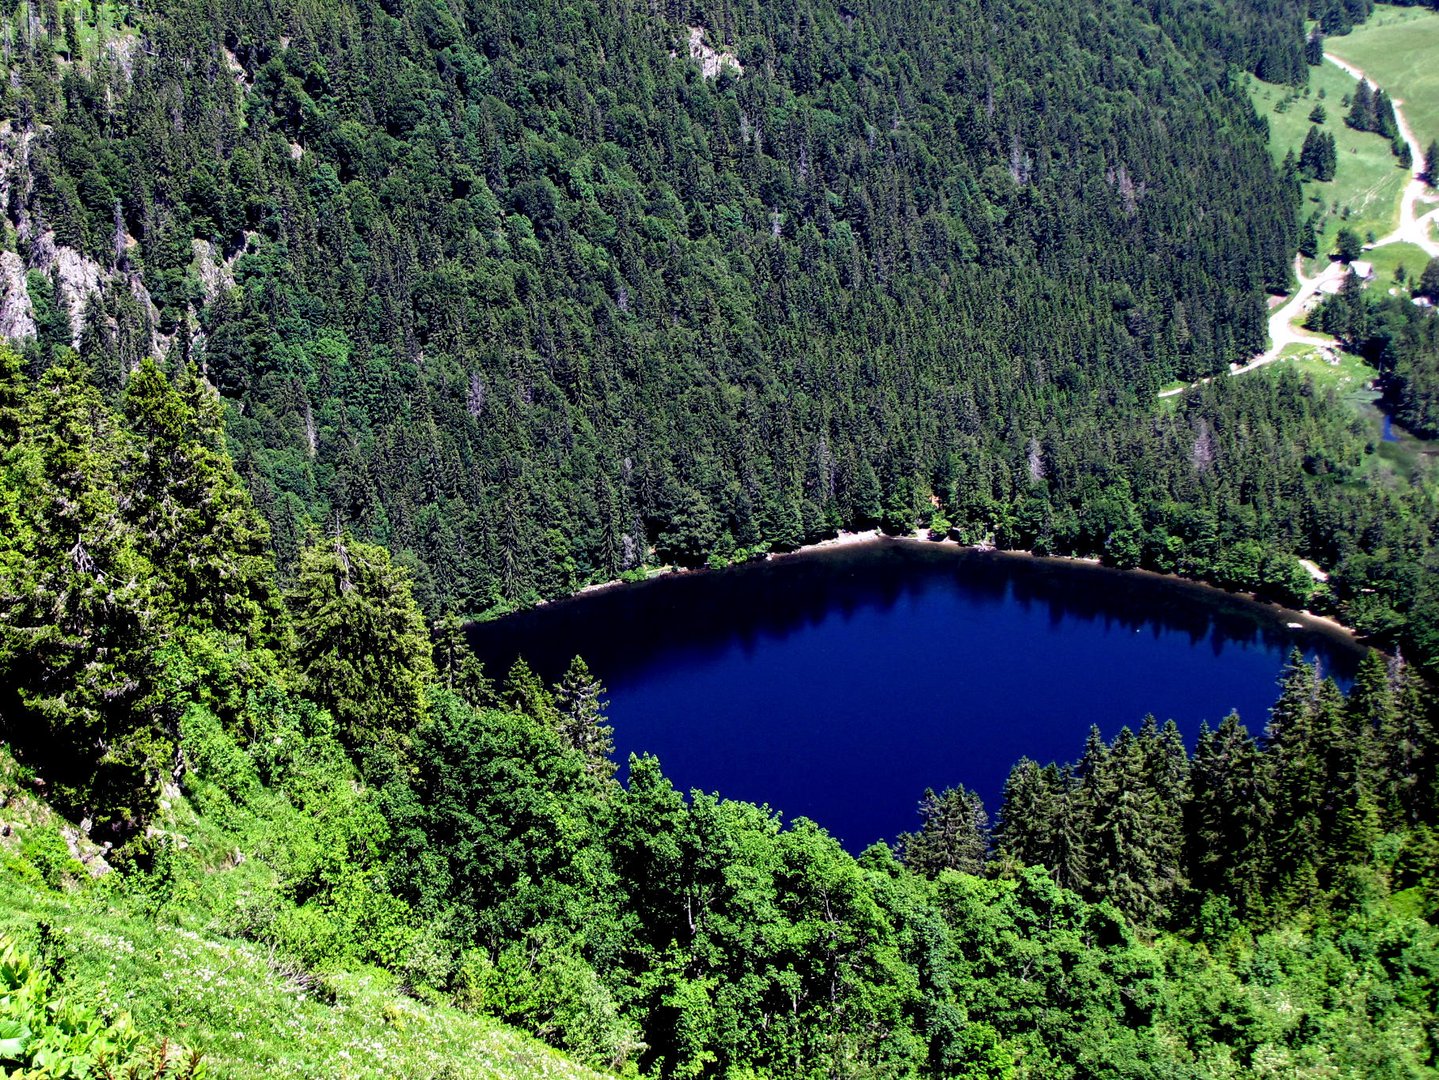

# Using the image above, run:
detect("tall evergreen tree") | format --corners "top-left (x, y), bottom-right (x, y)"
top-left (122, 360), bottom-right (278, 645)
top-left (1187, 713), bottom-right (1270, 916)
top-left (288, 535), bottom-right (434, 755)
top-left (898, 785), bottom-right (990, 876)
top-left (1264, 652), bottom-right (1324, 900)
top-left (0, 361), bottom-right (163, 829)
top-left (1373, 89), bottom-right (1399, 139)
top-left (554, 656), bottom-right (616, 780)
top-left (1347, 81), bottom-right (1376, 132)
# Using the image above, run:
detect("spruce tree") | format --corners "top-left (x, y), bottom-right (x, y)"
top-left (1188, 713), bottom-right (1270, 916)
top-left (1419, 258), bottom-right (1439, 303)
top-left (1299, 126), bottom-right (1327, 180)
top-left (1347, 81), bottom-right (1375, 132)
top-left (1314, 676), bottom-right (1376, 880)
top-left (995, 757), bottom-right (1056, 868)
top-left (289, 535), bottom-right (434, 755)
top-left (898, 785), bottom-right (990, 876)
top-left (0, 361), bottom-right (163, 828)
top-left (1382, 659), bottom-right (1437, 825)
top-left (1374, 90), bottom-right (1398, 139)
top-left (1345, 651), bottom-right (1395, 801)
top-left (554, 656), bottom-right (616, 779)
top-left (503, 658), bottom-right (560, 728)
top-left (1264, 652), bottom-right (1324, 901)
top-left (122, 360), bottom-right (278, 645)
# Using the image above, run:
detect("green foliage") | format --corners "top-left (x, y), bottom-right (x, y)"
top-left (897, 785), bottom-right (989, 876)
top-left (0, 0), bottom-right (1307, 611)
top-left (0, 356), bottom-right (164, 830)
top-left (1, 1), bottom-right (1439, 1075)
top-left (1313, 276), bottom-right (1439, 440)
top-left (554, 657), bottom-right (616, 780)
top-left (122, 360), bottom-right (280, 645)
top-left (0, 933), bottom-right (205, 1078)
top-left (16, 825), bottom-right (83, 891)
top-left (1336, 226), bottom-right (1364, 262)
top-left (288, 535), bottom-right (433, 755)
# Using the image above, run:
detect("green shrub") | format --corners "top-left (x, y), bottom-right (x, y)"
top-left (18, 825), bottom-right (82, 891)
top-left (0, 934), bottom-right (204, 1078)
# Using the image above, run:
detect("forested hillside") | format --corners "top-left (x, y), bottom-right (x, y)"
top-left (0, 0), bottom-right (1308, 617)
top-left (4, 0), bottom-right (1439, 1073)
top-left (1, 353), bottom-right (1437, 1077)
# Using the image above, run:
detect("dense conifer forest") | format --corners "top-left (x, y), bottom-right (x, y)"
top-left (1, 351), bottom-right (1437, 1075)
top-left (1, 0), bottom-right (1439, 1072)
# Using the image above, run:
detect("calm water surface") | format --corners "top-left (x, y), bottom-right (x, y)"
top-left (468, 542), bottom-right (1363, 852)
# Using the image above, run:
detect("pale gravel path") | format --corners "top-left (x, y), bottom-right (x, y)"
top-left (1161, 58), bottom-right (1437, 400)
top-left (1325, 53), bottom-right (1439, 257)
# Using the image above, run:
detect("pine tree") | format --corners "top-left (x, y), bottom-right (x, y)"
top-left (1305, 31), bottom-right (1324, 66)
top-left (1419, 258), bottom-right (1439, 303)
top-left (898, 785), bottom-right (989, 876)
top-left (1188, 713), bottom-right (1271, 916)
top-left (1347, 81), bottom-right (1375, 132)
top-left (1381, 659), bottom-right (1437, 826)
top-left (1264, 652), bottom-right (1324, 900)
top-left (1079, 723), bottom-right (1185, 925)
top-left (289, 535), bottom-right (434, 754)
top-left (1335, 228), bottom-right (1363, 264)
top-left (1314, 676), bottom-right (1377, 880)
top-left (1425, 139), bottom-right (1439, 184)
top-left (1374, 90), bottom-right (1398, 139)
top-left (433, 609), bottom-right (467, 691)
top-left (1345, 650), bottom-right (1395, 802)
top-left (1299, 126), bottom-right (1327, 181)
top-left (122, 360), bottom-right (278, 645)
top-left (0, 361), bottom-right (163, 829)
top-left (995, 757), bottom-right (1056, 867)
top-left (503, 658), bottom-right (559, 728)
top-left (554, 656), bottom-right (616, 779)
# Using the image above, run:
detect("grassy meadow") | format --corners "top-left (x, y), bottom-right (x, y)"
top-left (1326, 5), bottom-right (1439, 149)
top-left (1248, 62), bottom-right (1409, 270)
top-left (1363, 239), bottom-right (1432, 287)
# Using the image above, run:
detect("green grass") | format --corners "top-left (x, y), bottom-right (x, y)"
top-left (1248, 65), bottom-right (1409, 264)
top-left (1326, 5), bottom-right (1439, 150)
top-left (1272, 341), bottom-right (1378, 397)
top-left (0, 874), bottom-right (610, 1080)
top-left (0, 750), bottom-right (611, 1080)
top-left (1362, 240), bottom-right (1432, 288)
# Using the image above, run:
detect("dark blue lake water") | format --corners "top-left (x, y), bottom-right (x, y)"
top-left (467, 542), bottom-right (1364, 852)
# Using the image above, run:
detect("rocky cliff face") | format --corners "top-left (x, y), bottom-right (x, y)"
top-left (0, 118), bottom-right (164, 362)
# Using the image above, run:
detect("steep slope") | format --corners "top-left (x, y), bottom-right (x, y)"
top-left (0, 754), bottom-right (613, 1080)
top-left (0, 0), bottom-right (1302, 609)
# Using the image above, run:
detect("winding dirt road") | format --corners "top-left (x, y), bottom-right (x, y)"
top-left (1325, 53), bottom-right (1439, 257)
top-left (1161, 57), bottom-right (1436, 399)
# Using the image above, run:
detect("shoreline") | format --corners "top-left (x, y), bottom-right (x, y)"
top-left (886, 530), bottom-right (1360, 644)
top-left (489, 529), bottom-right (1365, 649)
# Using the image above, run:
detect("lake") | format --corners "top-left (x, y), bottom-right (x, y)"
top-left (467, 540), bottom-right (1364, 852)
